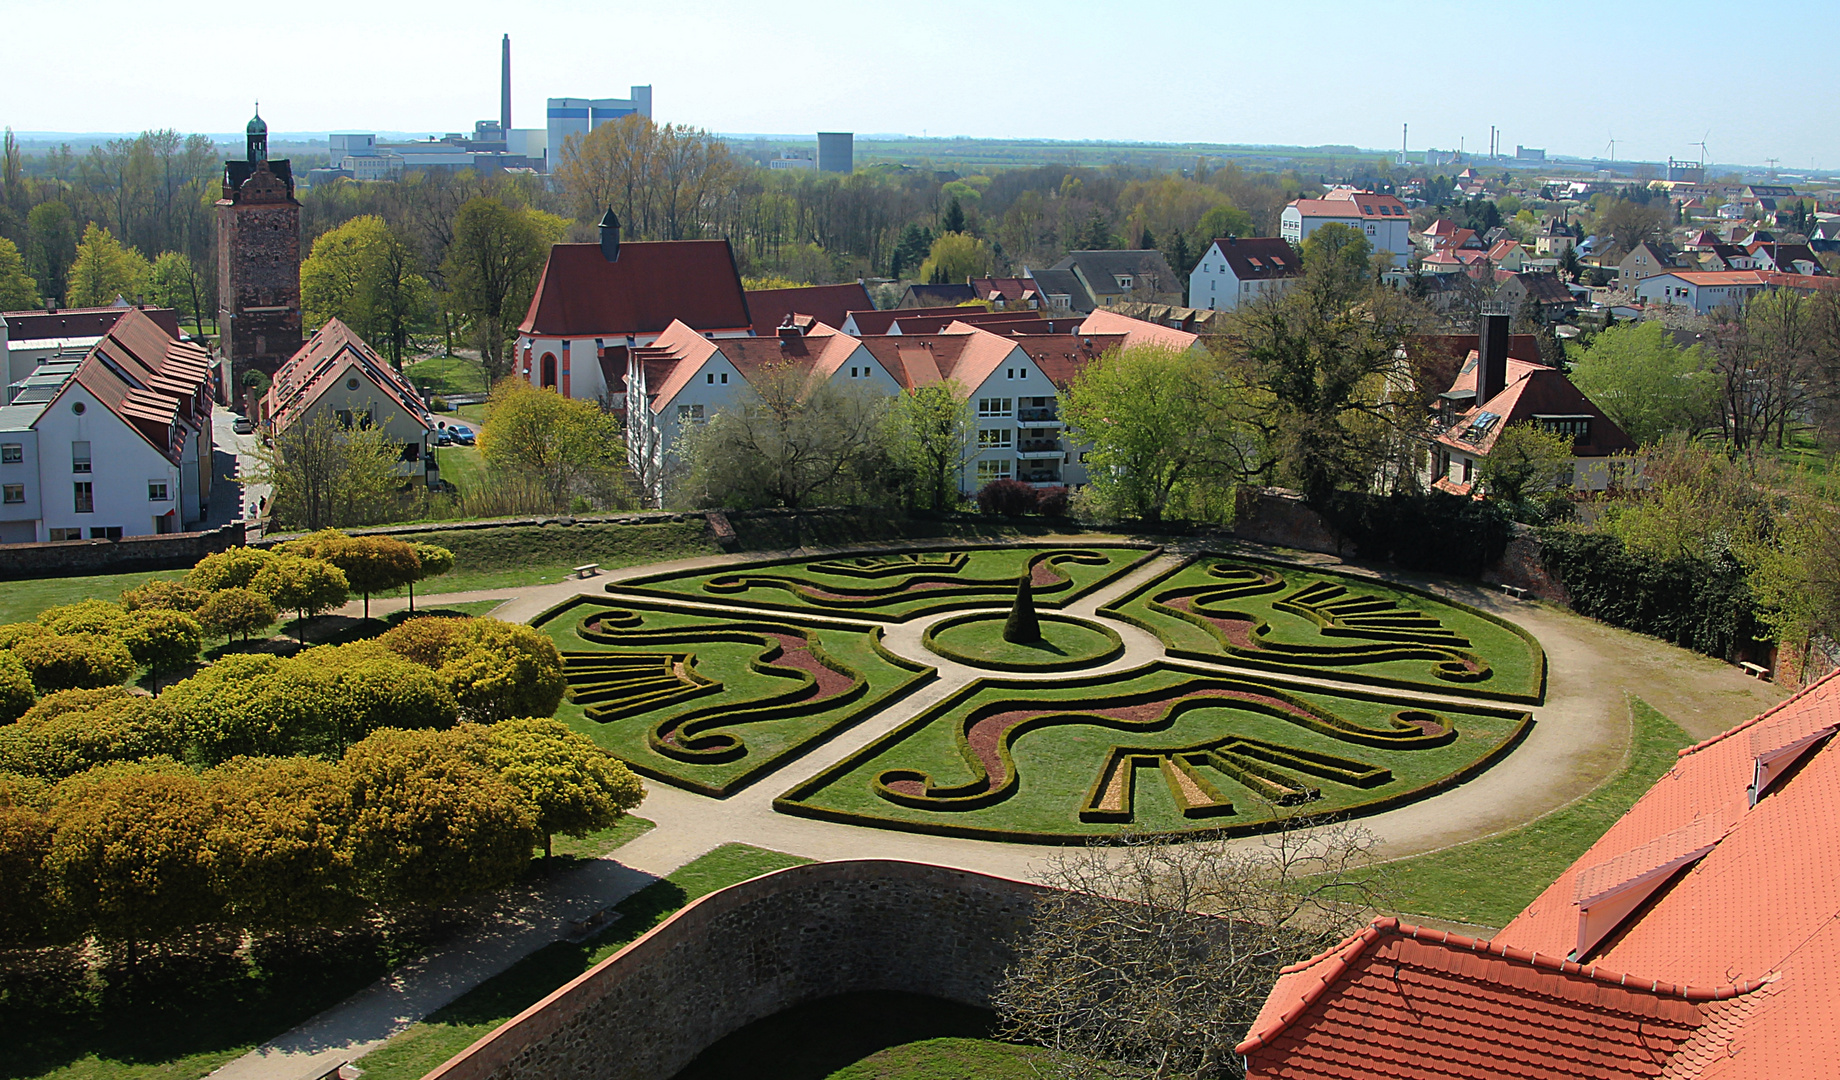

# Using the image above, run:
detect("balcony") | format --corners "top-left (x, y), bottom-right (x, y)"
top-left (1018, 466), bottom-right (1062, 485)
top-left (1016, 441), bottom-right (1063, 460)
top-left (1017, 407), bottom-right (1061, 425)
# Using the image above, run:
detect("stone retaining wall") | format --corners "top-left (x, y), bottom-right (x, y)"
top-left (423, 860), bottom-right (1047, 1080)
top-left (0, 522), bottom-right (245, 581)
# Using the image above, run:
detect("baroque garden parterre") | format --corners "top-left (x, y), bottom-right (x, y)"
top-left (533, 543), bottom-right (1545, 843)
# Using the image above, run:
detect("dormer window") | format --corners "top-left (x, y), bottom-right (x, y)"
top-left (1571, 817), bottom-right (1725, 959)
top-left (1115, 274), bottom-right (1134, 290)
top-left (1748, 715), bottom-right (1836, 805)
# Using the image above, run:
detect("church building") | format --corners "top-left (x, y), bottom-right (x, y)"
top-left (215, 107), bottom-right (302, 401)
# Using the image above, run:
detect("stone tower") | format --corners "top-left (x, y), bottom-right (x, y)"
top-left (215, 106), bottom-right (302, 398)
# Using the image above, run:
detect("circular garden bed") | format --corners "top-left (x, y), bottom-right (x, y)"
top-left (922, 612), bottom-right (1124, 672)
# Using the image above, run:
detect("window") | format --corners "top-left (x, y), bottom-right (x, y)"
top-left (977, 428), bottom-right (1013, 448)
top-left (1461, 458), bottom-right (1473, 483)
top-left (1, 443), bottom-right (19, 464)
top-left (1114, 274), bottom-right (1134, 290)
top-left (148, 482), bottom-right (170, 502)
top-left (71, 441), bottom-right (90, 474)
top-left (2, 484), bottom-right (22, 504)
top-left (49, 528), bottom-right (81, 541)
top-left (74, 482), bottom-right (93, 513)
top-left (976, 397), bottom-right (1013, 417)
top-left (676, 403), bottom-right (706, 422)
top-left (975, 459), bottom-right (1012, 481)
top-left (89, 527), bottom-right (121, 540)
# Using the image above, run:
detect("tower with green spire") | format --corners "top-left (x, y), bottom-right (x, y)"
top-left (215, 103), bottom-right (301, 396)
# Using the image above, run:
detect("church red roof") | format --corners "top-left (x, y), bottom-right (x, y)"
top-left (518, 241), bottom-right (752, 338)
top-left (744, 282), bottom-right (873, 335)
top-left (1241, 672), bottom-right (1840, 1080)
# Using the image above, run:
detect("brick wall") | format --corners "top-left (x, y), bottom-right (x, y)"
top-left (423, 860), bottom-right (1047, 1080)
top-left (0, 522), bottom-right (244, 581)
top-left (215, 169), bottom-right (302, 383)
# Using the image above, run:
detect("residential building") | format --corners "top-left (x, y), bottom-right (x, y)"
top-left (840, 306), bottom-right (1044, 337)
top-left (1427, 315), bottom-right (1635, 495)
top-left (0, 307), bottom-right (212, 543)
top-left (1483, 238), bottom-right (1526, 272)
top-left (1615, 241), bottom-right (1682, 288)
top-left (1699, 242), bottom-right (1763, 271)
top-left (215, 108), bottom-right (303, 392)
top-left (1186, 236), bottom-right (1303, 311)
top-left (1747, 240), bottom-right (1825, 276)
top-left (1492, 271), bottom-right (1576, 322)
top-left (896, 283), bottom-right (976, 308)
top-left (259, 318), bottom-right (436, 485)
top-left (1019, 267), bottom-right (1089, 313)
top-left (744, 282), bottom-right (873, 336)
top-left (1634, 270), bottom-right (1771, 314)
top-left (967, 277), bottom-right (1042, 310)
top-left (1281, 189), bottom-right (1412, 265)
top-left (1031, 250), bottom-right (1182, 313)
top-left (5, 304), bottom-right (182, 396)
top-left (766, 153), bottom-right (816, 172)
top-left (1240, 670), bottom-right (1840, 1080)
top-left (513, 228), bottom-right (754, 407)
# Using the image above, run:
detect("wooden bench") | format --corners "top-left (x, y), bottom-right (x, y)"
top-left (573, 563), bottom-right (600, 579)
top-left (1498, 584), bottom-right (1529, 600)
top-left (1740, 661), bottom-right (1771, 681)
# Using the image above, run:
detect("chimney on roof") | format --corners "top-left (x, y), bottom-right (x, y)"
top-left (1478, 313), bottom-right (1510, 405)
top-left (598, 208), bottom-right (621, 263)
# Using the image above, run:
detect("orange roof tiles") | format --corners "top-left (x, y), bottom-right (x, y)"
top-left (1077, 308), bottom-right (1200, 352)
top-left (1243, 672), bottom-right (1840, 1080)
top-left (263, 319), bottom-right (434, 434)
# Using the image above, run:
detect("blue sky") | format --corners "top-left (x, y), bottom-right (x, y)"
top-left (4, 0), bottom-right (1834, 168)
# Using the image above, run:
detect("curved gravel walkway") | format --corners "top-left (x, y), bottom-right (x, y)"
top-left (213, 538), bottom-right (1786, 1080)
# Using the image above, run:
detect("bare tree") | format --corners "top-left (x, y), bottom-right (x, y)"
top-left (994, 821), bottom-right (1385, 1079)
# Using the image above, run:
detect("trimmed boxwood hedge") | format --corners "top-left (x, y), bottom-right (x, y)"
top-left (774, 661), bottom-right (1532, 845)
top-left (920, 612), bottom-right (1124, 672)
top-left (1098, 553), bottom-right (1547, 705)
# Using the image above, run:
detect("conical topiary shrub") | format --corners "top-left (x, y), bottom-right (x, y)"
top-left (1004, 569), bottom-right (1041, 644)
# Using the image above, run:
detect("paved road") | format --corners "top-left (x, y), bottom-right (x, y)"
top-left (210, 539), bottom-right (1787, 1080)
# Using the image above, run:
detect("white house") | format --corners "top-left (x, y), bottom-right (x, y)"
top-left (1280, 189), bottom-right (1412, 266)
top-left (260, 319), bottom-right (437, 484)
top-left (1187, 237), bottom-right (1303, 312)
top-left (1634, 271), bottom-right (1769, 314)
top-left (0, 307), bottom-right (212, 543)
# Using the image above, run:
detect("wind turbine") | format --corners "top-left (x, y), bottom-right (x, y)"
top-left (1694, 131), bottom-right (1710, 169)
top-left (1605, 135), bottom-right (1617, 163)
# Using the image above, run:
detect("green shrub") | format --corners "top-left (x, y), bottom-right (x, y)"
top-left (438, 620), bottom-right (566, 723)
top-left (196, 586), bottom-right (278, 641)
top-left (188, 546), bottom-right (278, 591)
top-left (120, 579), bottom-right (208, 613)
top-left (0, 651), bottom-right (34, 724)
top-left (36, 599), bottom-right (127, 636)
top-left (160, 654), bottom-right (342, 764)
top-left (1321, 491), bottom-right (1514, 578)
top-left (380, 614), bottom-right (473, 667)
top-left (1539, 529), bottom-right (1761, 660)
top-left (11, 633), bottom-right (137, 692)
top-left (299, 642), bottom-right (459, 742)
top-left (0, 694), bottom-right (181, 779)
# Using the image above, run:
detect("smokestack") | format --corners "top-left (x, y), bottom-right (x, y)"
top-left (501, 35), bottom-right (511, 135)
top-left (1478, 313), bottom-right (1510, 406)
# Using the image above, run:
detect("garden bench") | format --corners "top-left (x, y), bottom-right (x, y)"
top-left (573, 563), bottom-right (600, 579)
top-left (1739, 661), bottom-right (1771, 681)
top-left (1497, 584), bottom-right (1529, 600)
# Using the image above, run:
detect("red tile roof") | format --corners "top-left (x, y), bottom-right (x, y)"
top-left (887, 310), bottom-right (1044, 336)
top-left (1437, 362), bottom-right (1635, 458)
top-left (518, 241), bottom-right (752, 338)
top-left (1206, 237), bottom-right (1303, 281)
top-left (263, 318), bottom-right (434, 434)
top-left (1244, 671), bottom-right (1840, 1080)
top-left (844, 305), bottom-right (1021, 336)
top-left (1077, 308), bottom-right (1201, 352)
top-left (744, 282), bottom-right (873, 336)
top-left (1009, 334), bottom-right (1126, 389)
top-left (46, 308), bottom-right (205, 461)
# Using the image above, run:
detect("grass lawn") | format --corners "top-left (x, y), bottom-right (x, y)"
top-left (1378, 696), bottom-right (1691, 928)
top-left (538, 600), bottom-right (930, 795)
top-left (926, 614), bottom-right (1119, 670)
top-left (430, 445), bottom-right (486, 495)
top-left (782, 662), bottom-right (1528, 841)
top-left (351, 844), bottom-right (812, 1080)
top-left (0, 569), bottom-right (183, 625)
top-left (619, 544), bottom-right (1157, 622)
top-left (826, 1038), bottom-right (1062, 1080)
top-left (405, 355), bottom-right (489, 398)
top-left (1102, 556), bottom-right (1545, 703)
top-left (380, 520), bottom-right (718, 598)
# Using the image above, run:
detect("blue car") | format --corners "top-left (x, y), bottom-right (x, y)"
top-left (448, 424), bottom-right (476, 446)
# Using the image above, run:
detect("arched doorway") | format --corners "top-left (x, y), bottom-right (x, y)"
top-left (540, 353), bottom-right (558, 389)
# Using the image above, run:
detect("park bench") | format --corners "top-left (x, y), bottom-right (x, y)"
top-left (573, 563), bottom-right (601, 579)
top-left (1740, 661), bottom-right (1771, 681)
top-left (1497, 584), bottom-right (1529, 600)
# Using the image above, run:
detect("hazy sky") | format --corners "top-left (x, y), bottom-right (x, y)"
top-left (6, 0), bottom-right (1836, 168)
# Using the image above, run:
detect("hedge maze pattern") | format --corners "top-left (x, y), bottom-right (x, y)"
top-left (540, 599), bottom-right (929, 797)
top-left (1101, 557), bottom-right (1545, 703)
top-left (776, 664), bottom-right (1532, 843)
top-left (612, 544), bottom-right (1160, 621)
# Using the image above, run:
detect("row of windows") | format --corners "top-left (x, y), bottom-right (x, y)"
top-left (48, 527), bottom-right (122, 541)
top-left (977, 397), bottom-right (1013, 417)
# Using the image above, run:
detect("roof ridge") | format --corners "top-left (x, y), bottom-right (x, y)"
top-left (1677, 667), bottom-right (1840, 758)
top-left (1237, 916), bottom-right (1774, 1056)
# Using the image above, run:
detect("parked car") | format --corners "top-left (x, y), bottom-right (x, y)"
top-left (447, 423), bottom-right (476, 446)
top-left (433, 429), bottom-right (454, 446)
top-left (232, 415), bottom-right (254, 435)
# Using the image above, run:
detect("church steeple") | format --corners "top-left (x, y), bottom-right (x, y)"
top-left (246, 104), bottom-right (268, 164)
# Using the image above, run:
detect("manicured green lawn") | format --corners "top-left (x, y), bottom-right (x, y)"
top-left (0, 569), bottom-right (183, 625)
top-left (781, 662), bottom-right (1528, 841)
top-left (926, 613), bottom-right (1119, 670)
top-left (405, 355), bottom-right (489, 397)
top-left (538, 600), bottom-right (930, 796)
top-left (826, 1038), bottom-right (1062, 1080)
top-left (380, 520), bottom-right (718, 598)
top-left (352, 844), bottom-right (812, 1080)
top-left (1102, 556), bottom-right (1545, 703)
top-left (1379, 696), bottom-right (1691, 928)
top-left (619, 544), bottom-right (1157, 621)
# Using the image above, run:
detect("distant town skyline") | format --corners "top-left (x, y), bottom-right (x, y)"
top-left (5, 0), bottom-right (1835, 170)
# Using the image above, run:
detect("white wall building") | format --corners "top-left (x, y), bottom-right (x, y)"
top-left (1187, 237), bottom-right (1304, 312)
top-left (1280, 189), bottom-right (1412, 266)
top-left (545, 89), bottom-right (653, 169)
top-left (1634, 271), bottom-right (1769, 314)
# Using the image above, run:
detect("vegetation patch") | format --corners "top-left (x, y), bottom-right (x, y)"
top-left (615, 543), bottom-right (1159, 621)
top-left (776, 662), bottom-right (1529, 843)
top-left (537, 598), bottom-right (932, 797)
top-left (1101, 555), bottom-right (1545, 703)
top-left (923, 613), bottom-right (1122, 672)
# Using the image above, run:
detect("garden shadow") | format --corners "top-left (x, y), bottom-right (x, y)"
top-left (669, 990), bottom-right (998, 1080)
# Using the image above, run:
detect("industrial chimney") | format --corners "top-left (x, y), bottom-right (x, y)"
top-left (598, 208), bottom-right (621, 263)
top-left (1478, 313), bottom-right (1510, 406)
top-left (501, 35), bottom-right (512, 135)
